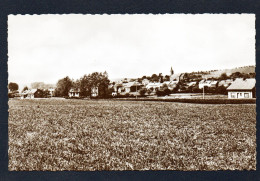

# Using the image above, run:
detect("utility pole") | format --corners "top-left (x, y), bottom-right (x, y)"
top-left (203, 85), bottom-right (205, 99)
top-left (135, 81), bottom-right (137, 99)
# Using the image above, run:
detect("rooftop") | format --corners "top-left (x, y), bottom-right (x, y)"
top-left (227, 78), bottom-right (255, 90)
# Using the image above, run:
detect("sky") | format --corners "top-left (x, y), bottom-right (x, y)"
top-left (8, 14), bottom-right (255, 88)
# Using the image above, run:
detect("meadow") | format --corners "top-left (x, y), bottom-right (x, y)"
top-left (8, 99), bottom-right (256, 170)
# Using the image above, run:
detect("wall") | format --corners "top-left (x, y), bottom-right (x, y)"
top-left (228, 91), bottom-right (252, 99)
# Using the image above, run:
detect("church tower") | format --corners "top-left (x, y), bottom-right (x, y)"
top-left (170, 67), bottom-right (174, 75)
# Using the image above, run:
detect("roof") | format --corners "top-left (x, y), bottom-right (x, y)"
top-left (227, 78), bottom-right (255, 90)
top-left (69, 88), bottom-right (80, 92)
top-left (23, 89), bottom-right (37, 95)
top-left (124, 82), bottom-right (142, 88)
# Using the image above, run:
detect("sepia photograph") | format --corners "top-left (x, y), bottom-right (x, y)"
top-left (8, 14), bottom-right (256, 171)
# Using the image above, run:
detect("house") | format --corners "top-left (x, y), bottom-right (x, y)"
top-left (218, 79), bottom-right (233, 87)
top-left (210, 81), bottom-right (218, 88)
top-left (91, 87), bottom-right (98, 97)
top-left (114, 83), bottom-right (124, 93)
top-left (199, 80), bottom-right (218, 89)
top-left (69, 88), bottom-right (80, 98)
top-left (48, 88), bottom-right (55, 97)
top-left (146, 82), bottom-right (162, 90)
top-left (124, 82), bottom-right (142, 93)
top-left (162, 81), bottom-right (178, 90)
top-left (187, 81), bottom-right (197, 87)
top-left (142, 79), bottom-right (150, 86)
top-left (199, 80), bottom-right (211, 89)
top-left (227, 78), bottom-right (256, 99)
top-left (21, 89), bottom-right (43, 99)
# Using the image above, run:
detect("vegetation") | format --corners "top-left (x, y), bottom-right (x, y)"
top-left (55, 72), bottom-right (110, 98)
top-left (8, 82), bottom-right (19, 92)
top-left (9, 99), bottom-right (256, 171)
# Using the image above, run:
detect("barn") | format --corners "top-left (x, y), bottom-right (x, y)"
top-left (227, 78), bottom-right (256, 99)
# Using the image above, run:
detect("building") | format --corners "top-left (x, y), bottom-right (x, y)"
top-left (21, 89), bottom-right (42, 99)
top-left (142, 79), bottom-right (150, 86)
top-left (162, 81), bottom-right (178, 90)
top-left (69, 88), bottom-right (80, 98)
top-left (227, 78), bottom-right (256, 99)
top-left (124, 82), bottom-right (142, 93)
top-left (48, 88), bottom-right (55, 97)
top-left (91, 87), bottom-right (98, 97)
top-left (218, 79), bottom-right (233, 87)
top-left (146, 82), bottom-right (162, 90)
top-left (199, 80), bottom-right (218, 89)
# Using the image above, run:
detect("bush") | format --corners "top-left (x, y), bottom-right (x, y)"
top-left (139, 88), bottom-right (147, 97)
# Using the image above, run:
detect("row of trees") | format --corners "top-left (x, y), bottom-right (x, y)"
top-left (55, 72), bottom-right (112, 98)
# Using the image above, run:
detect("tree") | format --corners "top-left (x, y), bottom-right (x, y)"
top-left (164, 75), bottom-right (170, 81)
top-left (139, 88), bottom-right (147, 97)
top-left (55, 76), bottom-right (73, 97)
top-left (151, 74), bottom-right (159, 82)
top-left (163, 88), bottom-right (171, 96)
top-left (219, 73), bottom-right (228, 80)
top-left (82, 71), bottom-right (110, 98)
top-left (80, 74), bottom-right (91, 97)
top-left (147, 89), bottom-right (152, 95)
top-left (22, 86), bottom-right (28, 92)
top-left (8, 82), bottom-right (19, 92)
top-left (216, 85), bottom-right (227, 95)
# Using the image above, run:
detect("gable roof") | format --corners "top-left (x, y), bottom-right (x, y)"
top-left (227, 78), bottom-right (255, 90)
top-left (124, 82), bottom-right (142, 88)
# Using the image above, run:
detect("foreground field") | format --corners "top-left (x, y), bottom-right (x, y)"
top-left (8, 99), bottom-right (256, 170)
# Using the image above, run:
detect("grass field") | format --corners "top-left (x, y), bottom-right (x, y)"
top-left (8, 99), bottom-right (256, 170)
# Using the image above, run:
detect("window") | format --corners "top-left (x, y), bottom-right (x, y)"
top-left (231, 93), bottom-right (236, 98)
top-left (244, 93), bottom-right (249, 98)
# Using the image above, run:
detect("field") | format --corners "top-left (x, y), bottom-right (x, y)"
top-left (8, 99), bottom-right (256, 170)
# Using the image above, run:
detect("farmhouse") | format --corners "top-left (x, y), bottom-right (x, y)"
top-left (69, 88), bottom-right (80, 98)
top-left (227, 78), bottom-right (255, 99)
top-left (21, 89), bottom-right (43, 99)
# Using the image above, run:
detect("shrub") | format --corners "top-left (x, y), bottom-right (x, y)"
top-left (139, 88), bottom-right (147, 97)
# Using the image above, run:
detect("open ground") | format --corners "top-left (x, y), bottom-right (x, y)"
top-left (8, 99), bottom-right (256, 170)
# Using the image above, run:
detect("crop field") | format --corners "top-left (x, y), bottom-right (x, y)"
top-left (8, 99), bottom-right (256, 170)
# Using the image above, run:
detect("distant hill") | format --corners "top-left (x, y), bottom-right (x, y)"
top-left (201, 65), bottom-right (255, 79)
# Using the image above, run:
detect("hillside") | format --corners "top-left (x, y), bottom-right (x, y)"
top-left (201, 65), bottom-right (255, 79)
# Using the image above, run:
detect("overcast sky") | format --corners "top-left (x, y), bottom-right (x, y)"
top-left (8, 14), bottom-right (255, 87)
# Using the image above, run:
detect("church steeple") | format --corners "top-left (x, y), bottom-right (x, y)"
top-left (170, 67), bottom-right (174, 75)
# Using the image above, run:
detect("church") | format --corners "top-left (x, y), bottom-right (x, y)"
top-left (169, 66), bottom-right (182, 82)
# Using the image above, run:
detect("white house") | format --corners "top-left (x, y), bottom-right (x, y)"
top-left (218, 79), bottom-right (233, 87)
top-left (227, 78), bottom-right (255, 99)
top-left (48, 88), bottom-right (55, 97)
top-left (199, 80), bottom-right (218, 89)
top-left (124, 82), bottom-right (142, 93)
top-left (142, 79), bottom-right (150, 86)
top-left (146, 82), bottom-right (162, 90)
top-left (91, 87), bottom-right (98, 97)
top-left (69, 88), bottom-right (80, 98)
top-left (162, 81), bottom-right (178, 90)
top-left (21, 89), bottom-right (40, 99)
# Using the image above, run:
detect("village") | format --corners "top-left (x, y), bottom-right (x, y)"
top-left (8, 66), bottom-right (256, 100)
